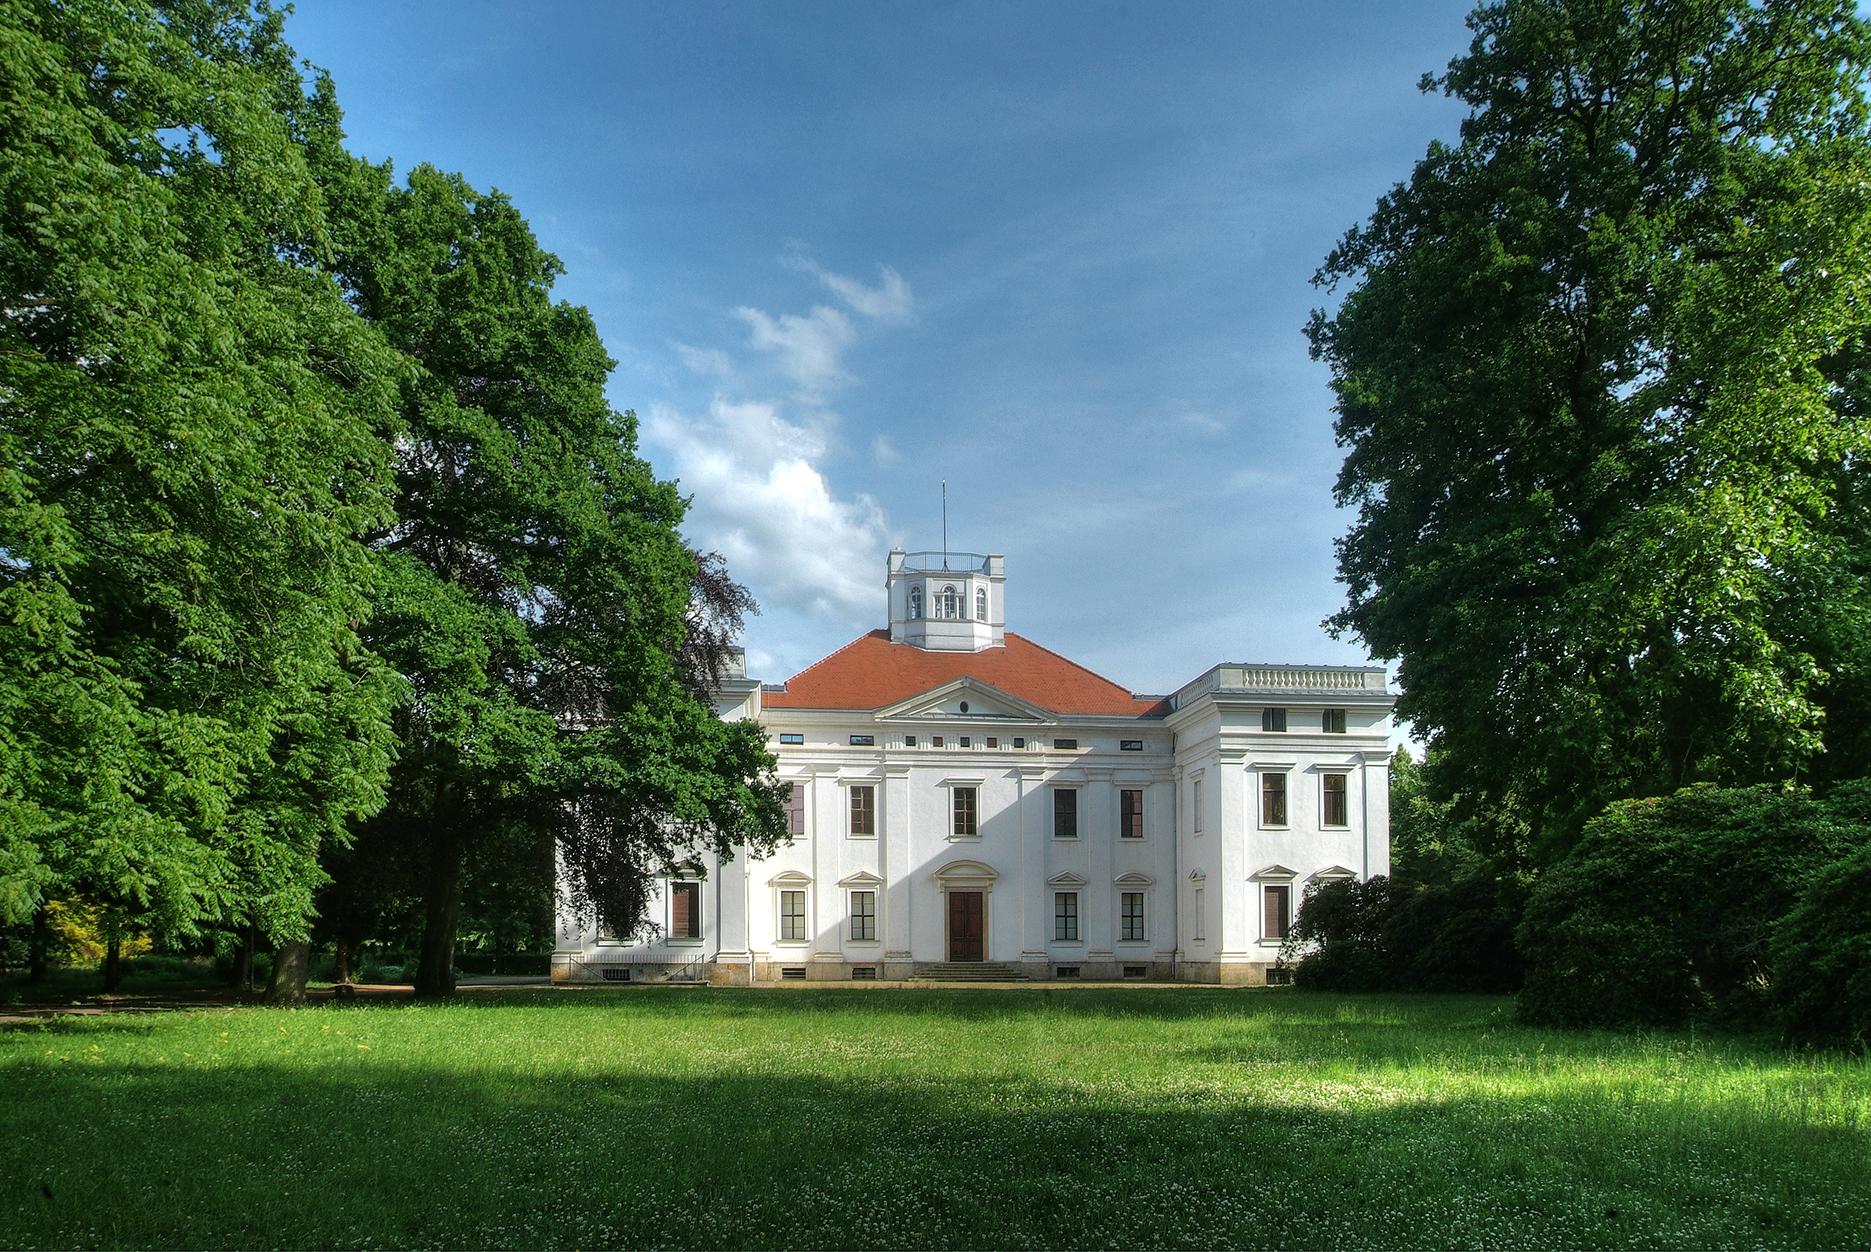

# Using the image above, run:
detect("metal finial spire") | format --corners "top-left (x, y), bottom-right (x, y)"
top-left (942, 478), bottom-right (948, 569)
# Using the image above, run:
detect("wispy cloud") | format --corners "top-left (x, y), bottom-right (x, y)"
top-left (674, 342), bottom-right (732, 375)
top-left (733, 304), bottom-right (857, 399)
top-left (646, 397), bottom-right (888, 626)
top-left (787, 256), bottom-right (915, 323)
top-left (872, 434), bottom-right (902, 465)
top-left (1179, 411), bottom-right (1226, 434)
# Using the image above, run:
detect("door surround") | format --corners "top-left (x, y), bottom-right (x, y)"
top-left (932, 859), bottom-right (999, 964)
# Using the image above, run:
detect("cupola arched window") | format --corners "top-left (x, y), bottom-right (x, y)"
top-left (908, 585), bottom-right (923, 619)
top-left (942, 585), bottom-right (958, 618)
top-left (976, 587), bottom-right (987, 621)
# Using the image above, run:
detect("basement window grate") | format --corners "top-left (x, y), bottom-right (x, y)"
top-left (1054, 966), bottom-right (1080, 978)
top-left (780, 966), bottom-right (807, 980)
top-left (1265, 966), bottom-right (1291, 986)
top-left (850, 966), bottom-right (876, 980)
top-left (601, 967), bottom-right (630, 982)
top-left (1123, 965), bottom-right (1148, 978)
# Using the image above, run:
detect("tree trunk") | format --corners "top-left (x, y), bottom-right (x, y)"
top-left (28, 906), bottom-right (49, 982)
top-left (229, 929), bottom-right (253, 991)
top-left (264, 940), bottom-right (312, 1005)
top-left (102, 936), bottom-right (122, 993)
top-left (414, 824), bottom-right (464, 998)
top-left (333, 938), bottom-right (352, 985)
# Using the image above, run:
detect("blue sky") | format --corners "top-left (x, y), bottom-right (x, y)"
top-left (286, 1), bottom-right (1473, 697)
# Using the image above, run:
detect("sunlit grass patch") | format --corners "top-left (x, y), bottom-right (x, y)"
top-left (1, 988), bottom-right (1864, 1249)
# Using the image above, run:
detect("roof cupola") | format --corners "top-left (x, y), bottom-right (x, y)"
top-left (886, 548), bottom-right (1005, 651)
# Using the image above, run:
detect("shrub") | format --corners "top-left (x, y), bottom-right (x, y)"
top-left (1516, 782), bottom-right (1869, 1030)
top-left (1287, 874), bottom-right (1522, 993)
top-left (1773, 843), bottom-right (1871, 1049)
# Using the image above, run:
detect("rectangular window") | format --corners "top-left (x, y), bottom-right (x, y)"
top-left (1322, 708), bottom-right (1347, 734)
top-left (952, 786), bottom-right (977, 837)
top-left (1193, 779), bottom-right (1203, 833)
top-left (959, 736), bottom-right (971, 748)
top-left (1262, 772), bottom-right (1287, 826)
top-left (1012, 737), bottom-right (1025, 749)
top-left (850, 890), bottom-right (876, 941)
top-left (849, 785), bottom-right (876, 836)
top-left (1193, 887), bottom-right (1205, 941)
top-left (1054, 892), bottom-right (1079, 941)
top-left (778, 733), bottom-right (804, 745)
top-left (1322, 773), bottom-right (1348, 827)
top-left (986, 737), bottom-right (997, 749)
top-left (671, 882), bottom-right (701, 939)
top-left (933, 735), bottom-right (944, 748)
top-left (905, 734), bottom-right (917, 747)
top-left (1053, 738), bottom-right (1078, 750)
top-left (1121, 892), bottom-right (1145, 942)
top-left (849, 734), bottom-right (874, 746)
top-left (1264, 884), bottom-right (1291, 940)
top-left (1053, 788), bottom-right (1078, 838)
top-left (1120, 789), bottom-right (1143, 839)
top-left (1262, 707), bottom-right (1287, 732)
top-left (1120, 740), bottom-right (1143, 752)
top-left (780, 890), bottom-right (806, 941)
top-left (785, 783), bottom-right (805, 836)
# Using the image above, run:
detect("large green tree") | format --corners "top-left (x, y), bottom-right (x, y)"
top-left (0, 0), bottom-right (403, 950)
top-left (315, 157), bottom-right (789, 997)
top-left (1310, 0), bottom-right (1871, 862)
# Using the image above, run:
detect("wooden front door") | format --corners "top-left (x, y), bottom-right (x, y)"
top-left (948, 891), bottom-right (984, 962)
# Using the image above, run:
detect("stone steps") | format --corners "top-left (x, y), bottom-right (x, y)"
top-left (910, 961), bottom-right (1028, 982)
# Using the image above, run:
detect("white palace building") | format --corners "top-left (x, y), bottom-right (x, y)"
top-left (553, 547), bottom-right (1394, 985)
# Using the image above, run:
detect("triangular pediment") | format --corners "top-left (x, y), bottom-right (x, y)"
top-left (1251, 864), bottom-right (1299, 882)
top-left (1309, 865), bottom-right (1357, 882)
top-left (1046, 871), bottom-right (1088, 888)
top-left (874, 676), bottom-right (1056, 724)
top-left (838, 870), bottom-right (885, 888)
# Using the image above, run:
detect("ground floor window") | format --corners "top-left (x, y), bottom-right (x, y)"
top-left (780, 890), bottom-right (807, 941)
top-left (1263, 884), bottom-right (1291, 940)
top-left (670, 882), bottom-right (701, 939)
top-left (1120, 892), bottom-right (1145, 941)
top-left (850, 890), bottom-right (875, 941)
top-left (1055, 892), bottom-right (1078, 941)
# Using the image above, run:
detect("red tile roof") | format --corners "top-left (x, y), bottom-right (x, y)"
top-left (762, 630), bottom-right (1169, 718)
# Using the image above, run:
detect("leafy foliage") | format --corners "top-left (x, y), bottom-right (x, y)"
top-left (1516, 781), bottom-right (1871, 1029)
top-left (1770, 841), bottom-right (1871, 1048)
top-left (1286, 872), bottom-right (1523, 994)
top-left (0, 0), bottom-right (404, 938)
top-left (1310, 0), bottom-right (1871, 862)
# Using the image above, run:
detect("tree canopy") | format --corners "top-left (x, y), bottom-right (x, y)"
top-left (0, 0), bottom-right (788, 988)
top-left (1309, 0), bottom-right (1871, 863)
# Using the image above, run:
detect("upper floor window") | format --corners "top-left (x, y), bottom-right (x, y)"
top-left (1323, 708), bottom-right (1347, 733)
top-left (1192, 779), bottom-right (1203, 833)
top-left (952, 786), bottom-right (978, 837)
top-left (777, 733), bottom-right (803, 745)
top-left (1262, 772), bottom-right (1288, 826)
top-left (1120, 789), bottom-right (1143, 839)
top-left (976, 587), bottom-right (987, 621)
top-left (785, 783), bottom-right (805, 835)
top-left (1053, 788), bottom-right (1078, 838)
top-left (1322, 773), bottom-right (1349, 827)
top-left (942, 585), bottom-right (959, 618)
top-left (908, 585), bottom-right (923, 619)
top-left (1262, 707), bottom-right (1287, 732)
top-left (850, 785), bottom-right (876, 836)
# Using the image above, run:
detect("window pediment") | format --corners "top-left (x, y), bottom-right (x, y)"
top-left (1309, 865), bottom-right (1357, 882)
top-left (768, 870), bottom-right (813, 887)
top-left (1250, 864), bottom-right (1298, 882)
top-left (838, 870), bottom-right (885, 888)
top-left (1113, 872), bottom-right (1154, 887)
top-left (1046, 871), bottom-right (1087, 888)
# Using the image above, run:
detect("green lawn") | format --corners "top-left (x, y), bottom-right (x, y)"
top-left (1, 987), bottom-right (1865, 1250)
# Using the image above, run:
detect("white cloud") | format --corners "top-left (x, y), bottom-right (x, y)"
top-left (646, 397), bottom-right (888, 626)
top-left (733, 304), bottom-right (856, 398)
top-left (674, 342), bottom-right (732, 375)
top-left (783, 251), bottom-right (915, 323)
top-left (1179, 411), bottom-right (1226, 434)
top-left (872, 434), bottom-right (902, 465)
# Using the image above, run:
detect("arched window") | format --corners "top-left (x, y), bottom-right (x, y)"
top-left (976, 587), bottom-right (987, 622)
top-left (908, 585), bottom-right (922, 619)
top-left (942, 585), bottom-right (958, 618)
